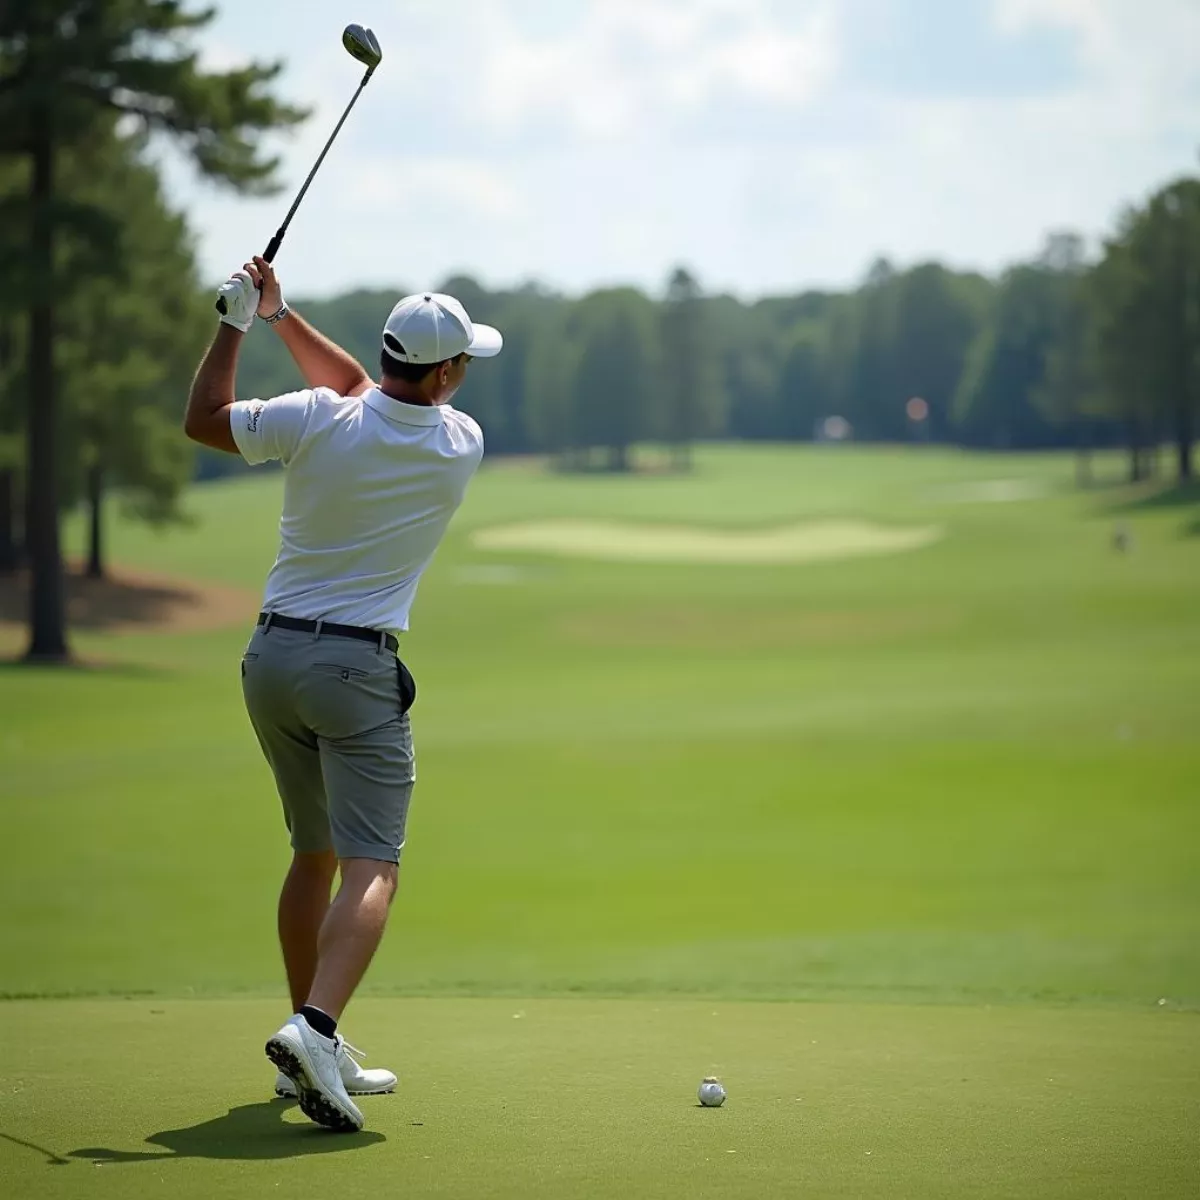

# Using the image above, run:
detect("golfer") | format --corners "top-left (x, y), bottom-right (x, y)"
top-left (184, 257), bottom-right (502, 1132)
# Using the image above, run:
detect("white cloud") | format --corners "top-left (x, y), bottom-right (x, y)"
top-left (463, 0), bottom-right (837, 142)
top-left (172, 0), bottom-right (1200, 299)
top-left (992, 0), bottom-right (1200, 128)
top-left (350, 160), bottom-right (521, 222)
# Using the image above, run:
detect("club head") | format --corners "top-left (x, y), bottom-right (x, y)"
top-left (343, 24), bottom-right (382, 73)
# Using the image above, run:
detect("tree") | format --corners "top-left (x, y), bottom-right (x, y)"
top-left (953, 257), bottom-right (1071, 450)
top-left (1089, 229), bottom-right (1165, 483)
top-left (776, 324), bottom-right (830, 440)
top-left (0, 158), bottom-right (25, 572)
top-left (571, 289), bottom-right (658, 472)
top-left (58, 123), bottom-right (209, 578)
top-left (1087, 181), bottom-right (1200, 485)
top-left (889, 265), bottom-right (990, 443)
top-left (0, 314), bottom-right (19, 572)
top-left (839, 262), bottom-right (901, 438)
top-left (1115, 181), bottom-right (1200, 480)
top-left (709, 294), bottom-right (786, 441)
top-left (659, 267), bottom-right (722, 470)
top-left (435, 277), bottom-right (560, 458)
top-left (522, 302), bottom-right (580, 462)
top-left (1030, 235), bottom-right (1104, 485)
top-left (0, 0), bottom-right (305, 661)
top-left (0, 125), bottom-right (206, 576)
top-left (815, 261), bottom-right (990, 444)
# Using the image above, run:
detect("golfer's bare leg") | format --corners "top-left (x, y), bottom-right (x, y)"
top-left (305, 858), bottom-right (398, 1020)
top-left (278, 849), bottom-right (339, 1012)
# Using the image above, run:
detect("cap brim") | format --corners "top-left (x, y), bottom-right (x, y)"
top-left (466, 323), bottom-right (503, 358)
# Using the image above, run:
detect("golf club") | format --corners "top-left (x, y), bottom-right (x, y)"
top-left (216, 24), bottom-right (383, 314)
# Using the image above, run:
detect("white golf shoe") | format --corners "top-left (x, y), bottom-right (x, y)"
top-left (274, 1036), bottom-right (397, 1099)
top-left (265, 1015), bottom-right (364, 1132)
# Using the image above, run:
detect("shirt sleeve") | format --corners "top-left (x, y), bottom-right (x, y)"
top-left (229, 390), bottom-right (316, 466)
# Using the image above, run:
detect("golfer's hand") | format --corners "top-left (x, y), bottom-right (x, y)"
top-left (246, 256), bottom-right (286, 320)
top-left (215, 270), bottom-right (257, 333)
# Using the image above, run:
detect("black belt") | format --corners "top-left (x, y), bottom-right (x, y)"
top-left (257, 612), bottom-right (398, 654)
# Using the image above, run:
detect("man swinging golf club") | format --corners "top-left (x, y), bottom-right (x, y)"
top-left (184, 255), bottom-right (501, 1132)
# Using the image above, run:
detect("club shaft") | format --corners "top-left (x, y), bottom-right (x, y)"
top-left (215, 68), bottom-right (375, 312)
top-left (269, 71), bottom-right (373, 255)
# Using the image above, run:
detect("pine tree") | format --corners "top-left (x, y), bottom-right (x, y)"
top-left (0, 0), bottom-right (305, 661)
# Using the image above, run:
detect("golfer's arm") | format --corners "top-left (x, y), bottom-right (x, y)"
top-left (184, 325), bottom-right (241, 455)
top-left (272, 310), bottom-right (374, 398)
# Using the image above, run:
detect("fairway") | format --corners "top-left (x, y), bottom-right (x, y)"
top-left (2, 998), bottom-right (1197, 1199)
top-left (3, 446), bottom-right (1199, 1196)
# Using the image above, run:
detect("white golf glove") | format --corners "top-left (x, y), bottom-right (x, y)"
top-left (216, 270), bottom-right (258, 333)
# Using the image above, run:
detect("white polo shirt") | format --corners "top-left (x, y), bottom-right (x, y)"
top-left (229, 386), bottom-right (484, 635)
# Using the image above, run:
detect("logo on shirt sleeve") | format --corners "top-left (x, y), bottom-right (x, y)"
top-left (247, 402), bottom-right (265, 434)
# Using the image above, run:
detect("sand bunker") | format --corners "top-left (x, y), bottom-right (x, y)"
top-left (938, 479), bottom-right (1050, 503)
top-left (471, 519), bottom-right (943, 565)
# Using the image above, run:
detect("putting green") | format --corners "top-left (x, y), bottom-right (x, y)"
top-left (471, 518), bottom-right (943, 564)
top-left (1, 999), bottom-right (1196, 1199)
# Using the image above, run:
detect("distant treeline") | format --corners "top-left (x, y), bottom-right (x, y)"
top-left (222, 186), bottom-right (1200, 486)
top-left (3, 114), bottom-right (1198, 607)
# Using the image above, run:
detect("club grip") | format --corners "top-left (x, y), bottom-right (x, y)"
top-left (215, 230), bottom-right (285, 314)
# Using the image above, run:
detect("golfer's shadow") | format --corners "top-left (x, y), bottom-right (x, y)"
top-left (67, 1099), bottom-right (385, 1163)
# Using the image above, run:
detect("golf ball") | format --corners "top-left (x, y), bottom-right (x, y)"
top-left (698, 1077), bottom-right (727, 1107)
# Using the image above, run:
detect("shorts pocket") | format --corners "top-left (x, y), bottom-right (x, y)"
top-left (312, 662), bottom-right (371, 683)
top-left (396, 658), bottom-right (417, 715)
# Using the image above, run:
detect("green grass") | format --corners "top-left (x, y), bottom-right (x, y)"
top-left (2, 445), bottom-right (1198, 1195)
top-left (2, 999), bottom-right (1197, 1199)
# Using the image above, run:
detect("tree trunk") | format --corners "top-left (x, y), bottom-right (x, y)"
top-left (1127, 420), bottom-right (1142, 483)
top-left (1176, 373), bottom-right (1193, 480)
top-left (1072, 415), bottom-right (1092, 489)
top-left (0, 468), bottom-right (19, 573)
top-left (1181, 260), bottom-right (1197, 483)
top-left (86, 462), bottom-right (104, 579)
top-left (24, 110), bottom-right (69, 661)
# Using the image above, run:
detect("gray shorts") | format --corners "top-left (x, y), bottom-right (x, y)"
top-left (240, 624), bottom-right (416, 863)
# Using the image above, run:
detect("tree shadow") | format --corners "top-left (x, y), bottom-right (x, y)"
top-left (1105, 479), bottom-right (1200, 513)
top-left (63, 1100), bottom-right (385, 1164)
top-left (0, 656), bottom-right (178, 678)
top-left (1098, 479), bottom-right (1200, 537)
top-left (0, 569), bottom-right (198, 632)
top-left (0, 563), bottom-right (258, 637)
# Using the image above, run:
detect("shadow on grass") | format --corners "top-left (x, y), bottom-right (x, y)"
top-left (59, 1101), bottom-right (384, 1164)
top-left (0, 569), bottom-right (202, 632)
top-left (1097, 479), bottom-right (1200, 537)
top-left (0, 1132), bottom-right (72, 1165)
top-left (1106, 479), bottom-right (1200, 512)
top-left (0, 657), bottom-right (177, 678)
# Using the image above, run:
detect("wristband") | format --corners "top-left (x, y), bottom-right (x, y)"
top-left (264, 304), bottom-right (290, 325)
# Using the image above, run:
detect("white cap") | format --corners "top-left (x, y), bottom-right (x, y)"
top-left (382, 292), bottom-right (503, 365)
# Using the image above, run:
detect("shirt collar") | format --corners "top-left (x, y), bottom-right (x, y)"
top-left (362, 388), bottom-right (445, 427)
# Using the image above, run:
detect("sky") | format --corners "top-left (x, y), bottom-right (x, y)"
top-left (168, 0), bottom-right (1200, 301)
